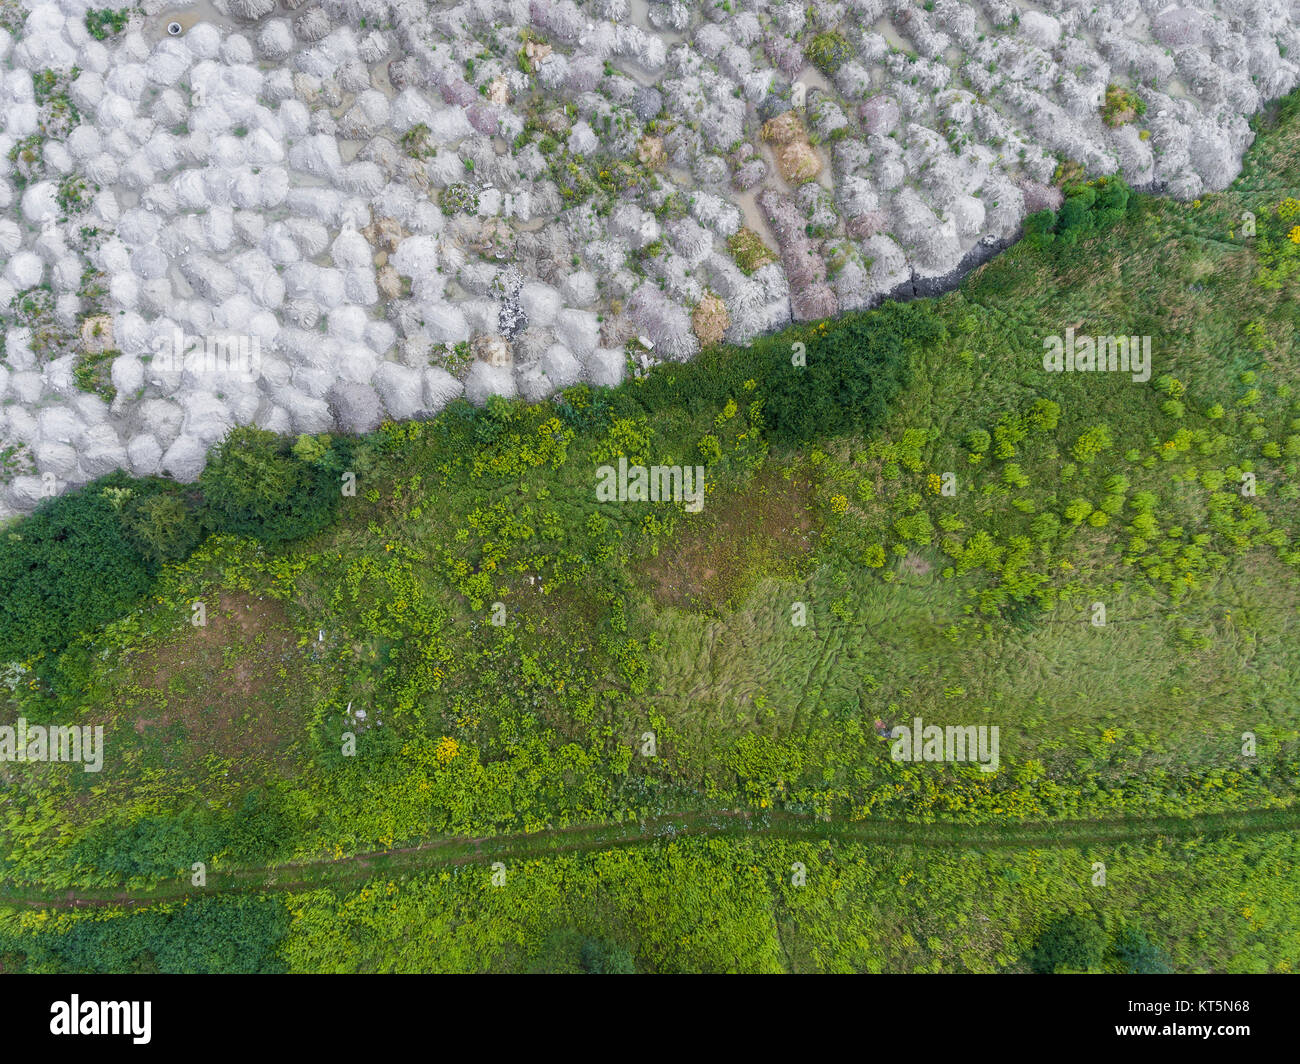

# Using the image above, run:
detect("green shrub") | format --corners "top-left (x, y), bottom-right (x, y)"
top-left (69, 811), bottom-right (224, 881)
top-left (199, 427), bottom-right (347, 545)
top-left (83, 8), bottom-right (129, 41)
top-left (0, 473), bottom-right (157, 659)
top-left (805, 31), bottom-right (853, 75)
top-left (727, 227), bottom-right (777, 274)
top-left (226, 789), bottom-right (298, 864)
top-left (1102, 84), bottom-right (1146, 128)
top-left (1, 896), bottom-right (288, 974)
top-left (439, 182), bottom-right (478, 214)
top-left (1023, 176), bottom-right (1133, 249)
top-left (121, 490), bottom-right (205, 564)
top-left (1030, 913), bottom-right (1108, 973)
top-left (579, 937), bottom-right (636, 974)
top-left (763, 302), bottom-right (944, 446)
top-left (1115, 924), bottom-right (1173, 974)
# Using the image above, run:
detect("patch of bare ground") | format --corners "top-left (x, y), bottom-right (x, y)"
top-left (130, 592), bottom-right (305, 768)
top-left (639, 463), bottom-right (819, 612)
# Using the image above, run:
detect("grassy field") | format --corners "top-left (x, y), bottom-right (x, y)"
top-left (3, 93), bottom-right (1300, 971)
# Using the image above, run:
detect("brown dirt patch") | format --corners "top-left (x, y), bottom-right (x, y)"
top-left (131, 591), bottom-right (305, 766)
top-left (639, 462), bottom-right (819, 612)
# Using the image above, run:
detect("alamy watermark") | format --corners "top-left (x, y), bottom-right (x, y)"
top-left (595, 456), bottom-right (706, 513)
top-left (151, 328), bottom-right (262, 382)
top-left (50, 996), bottom-right (150, 1044)
top-left (890, 716), bottom-right (1000, 773)
top-left (0, 718), bottom-right (104, 772)
top-left (1043, 328), bottom-right (1151, 383)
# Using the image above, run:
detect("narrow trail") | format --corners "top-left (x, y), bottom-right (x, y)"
top-left (4, 805), bottom-right (1298, 911)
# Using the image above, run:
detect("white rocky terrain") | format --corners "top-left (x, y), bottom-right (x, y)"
top-left (1, 0), bottom-right (1299, 516)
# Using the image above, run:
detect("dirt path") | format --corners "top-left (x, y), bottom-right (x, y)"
top-left (4, 804), bottom-right (1298, 910)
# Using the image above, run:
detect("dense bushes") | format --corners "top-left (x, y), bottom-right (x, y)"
top-left (763, 301), bottom-right (945, 445)
top-left (0, 284), bottom-right (940, 664)
top-left (1030, 913), bottom-right (1109, 973)
top-left (0, 472), bottom-right (158, 660)
top-left (1, 896), bottom-right (288, 973)
top-left (1022, 175), bottom-right (1133, 249)
top-left (68, 811), bottom-right (226, 881)
top-left (579, 936), bottom-right (636, 973)
top-left (1029, 914), bottom-right (1175, 973)
top-left (67, 792), bottom-right (297, 880)
top-left (199, 427), bottom-right (350, 545)
top-left (1115, 924), bottom-right (1174, 974)
top-left (225, 788), bottom-right (298, 865)
top-left (121, 488), bottom-right (205, 563)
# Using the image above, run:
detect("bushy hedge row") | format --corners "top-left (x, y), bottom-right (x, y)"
top-left (607, 300), bottom-right (945, 447)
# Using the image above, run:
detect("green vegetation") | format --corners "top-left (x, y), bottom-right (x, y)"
top-left (7, 134), bottom-right (44, 190)
top-left (57, 173), bottom-right (93, 216)
top-left (2, 831), bottom-right (1295, 972)
top-left (198, 427), bottom-right (350, 546)
top-left (0, 474), bottom-right (160, 660)
top-left (83, 8), bottom-right (130, 42)
top-left (727, 227), bottom-right (777, 274)
top-left (4, 88), bottom-right (1300, 975)
top-left (30, 67), bottom-right (80, 140)
top-left (0, 428), bottom-right (350, 660)
top-left (121, 491), bottom-right (205, 565)
top-left (1029, 912), bottom-right (1108, 972)
top-left (1102, 84), bottom-right (1146, 128)
top-left (805, 31), bottom-right (853, 76)
top-left (762, 302), bottom-right (940, 445)
top-left (72, 347), bottom-right (116, 403)
top-left (1022, 174), bottom-right (1132, 249)
top-left (400, 122), bottom-right (435, 160)
top-left (438, 182), bottom-right (478, 215)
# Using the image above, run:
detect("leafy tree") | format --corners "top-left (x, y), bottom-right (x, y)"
top-left (200, 427), bottom-right (346, 545)
top-left (1022, 177), bottom-right (1133, 249)
top-left (763, 302), bottom-right (943, 445)
top-left (1057, 184), bottom-right (1097, 244)
top-left (0, 472), bottom-right (157, 659)
top-left (894, 511), bottom-right (935, 545)
top-left (121, 490), bottom-right (204, 563)
top-left (1030, 913), bottom-right (1108, 973)
top-left (1022, 209), bottom-right (1058, 249)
